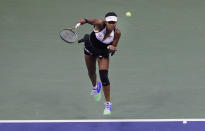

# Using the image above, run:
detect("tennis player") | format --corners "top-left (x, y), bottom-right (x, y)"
top-left (76, 12), bottom-right (121, 115)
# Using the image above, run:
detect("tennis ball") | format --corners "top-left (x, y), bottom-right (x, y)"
top-left (126, 12), bottom-right (132, 17)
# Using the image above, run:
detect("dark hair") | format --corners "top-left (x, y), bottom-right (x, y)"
top-left (105, 12), bottom-right (117, 17)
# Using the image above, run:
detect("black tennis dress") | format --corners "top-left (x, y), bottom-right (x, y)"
top-left (83, 27), bottom-right (115, 58)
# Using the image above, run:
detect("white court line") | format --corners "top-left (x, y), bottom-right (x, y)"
top-left (0, 119), bottom-right (205, 123)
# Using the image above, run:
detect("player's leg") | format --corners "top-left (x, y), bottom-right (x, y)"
top-left (98, 57), bottom-right (112, 115)
top-left (84, 54), bottom-right (97, 87)
top-left (83, 33), bottom-right (102, 101)
top-left (85, 54), bottom-right (102, 102)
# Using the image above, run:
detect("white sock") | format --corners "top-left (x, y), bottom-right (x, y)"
top-left (105, 102), bottom-right (111, 104)
top-left (93, 83), bottom-right (97, 89)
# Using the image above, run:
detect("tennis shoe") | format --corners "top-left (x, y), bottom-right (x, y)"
top-left (103, 102), bottom-right (112, 115)
top-left (90, 81), bottom-right (102, 102)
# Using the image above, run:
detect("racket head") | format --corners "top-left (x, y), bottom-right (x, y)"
top-left (59, 28), bottom-right (78, 43)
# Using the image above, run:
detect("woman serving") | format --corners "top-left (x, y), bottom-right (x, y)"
top-left (77, 12), bottom-right (121, 115)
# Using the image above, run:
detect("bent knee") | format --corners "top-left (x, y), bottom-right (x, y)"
top-left (99, 70), bottom-right (110, 86)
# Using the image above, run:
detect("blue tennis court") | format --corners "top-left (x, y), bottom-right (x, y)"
top-left (0, 120), bottom-right (205, 131)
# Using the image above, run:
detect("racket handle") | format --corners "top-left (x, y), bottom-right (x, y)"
top-left (78, 39), bottom-right (84, 43)
top-left (75, 23), bottom-right (81, 29)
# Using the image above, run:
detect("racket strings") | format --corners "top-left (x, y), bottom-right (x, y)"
top-left (60, 29), bottom-right (77, 43)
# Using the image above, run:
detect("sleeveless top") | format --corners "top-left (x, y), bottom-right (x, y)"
top-left (94, 27), bottom-right (115, 44)
top-left (90, 27), bottom-right (115, 49)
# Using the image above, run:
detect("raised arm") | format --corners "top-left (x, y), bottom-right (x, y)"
top-left (77, 18), bottom-right (104, 29)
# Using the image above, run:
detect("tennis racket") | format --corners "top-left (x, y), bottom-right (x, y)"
top-left (59, 23), bottom-right (81, 44)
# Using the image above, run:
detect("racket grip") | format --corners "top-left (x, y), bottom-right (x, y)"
top-left (75, 23), bottom-right (81, 29)
top-left (78, 39), bottom-right (84, 43)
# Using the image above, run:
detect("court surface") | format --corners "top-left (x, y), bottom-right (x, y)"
top-left (1, 0), bottom-right (205, 120)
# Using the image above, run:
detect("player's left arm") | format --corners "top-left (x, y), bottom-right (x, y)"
top-left (107, 28), bottom-right (121, 51)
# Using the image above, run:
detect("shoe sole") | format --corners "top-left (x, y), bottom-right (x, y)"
top-left (94, 93), bottom-right (101, 102)
top-left (94, 81), bottom-right (102, 102)
top-left (103, 110), bottom-right (111, 115)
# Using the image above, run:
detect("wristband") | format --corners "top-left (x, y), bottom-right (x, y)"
top-left (84, 18), bottom-right (88, 23)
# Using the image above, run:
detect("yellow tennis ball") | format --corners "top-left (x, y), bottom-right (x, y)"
top-left (126, 12), bottom-right (132, 17)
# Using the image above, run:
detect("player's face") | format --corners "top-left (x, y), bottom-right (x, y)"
top-left (106, 21), bottom-right (117, 31)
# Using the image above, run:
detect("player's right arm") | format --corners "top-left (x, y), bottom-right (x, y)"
top-left (77, 18), bottom-right (104, 30)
